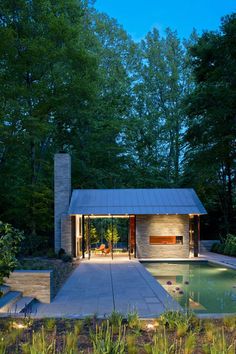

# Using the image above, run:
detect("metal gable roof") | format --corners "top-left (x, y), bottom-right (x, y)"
top-left (68, 188), bottom-right (207, 215)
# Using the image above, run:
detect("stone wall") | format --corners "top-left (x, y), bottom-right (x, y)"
top-left (54, 153), bottom-right (71, 253)
top-left (61, 214), bottom-right (72, 255)
top-left (136, 215), bottom-right (190, 258)
top-left (4, 270), bottom-right (53, 303)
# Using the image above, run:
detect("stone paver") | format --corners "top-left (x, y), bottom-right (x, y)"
top-left (32, 258), bottom-right (179, 318)
top-left (200, 250), bottom-right (236, 270)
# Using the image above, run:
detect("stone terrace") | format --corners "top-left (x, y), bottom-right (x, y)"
top-left (32, 258), bottom-right (180, 318)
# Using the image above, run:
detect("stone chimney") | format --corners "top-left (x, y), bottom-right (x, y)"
top-left (54, 153), bottom-right (71, 253)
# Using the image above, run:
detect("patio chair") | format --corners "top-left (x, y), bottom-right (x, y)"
top-left (94, 244), bottom-right (106, 255)
top-left (103, 248), bottom-right (110, 255)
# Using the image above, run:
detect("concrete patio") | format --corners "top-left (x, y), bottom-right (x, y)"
top-left (32, 258), bottom-right (180, 318)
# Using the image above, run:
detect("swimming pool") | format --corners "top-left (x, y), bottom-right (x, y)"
top-left (142, 261), bottom-right (236, 314)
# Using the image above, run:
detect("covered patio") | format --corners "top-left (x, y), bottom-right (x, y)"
top-left (66, 188), bottom-right (206, 260)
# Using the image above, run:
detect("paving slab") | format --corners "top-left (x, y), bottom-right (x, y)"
top-left (32, 258), bottom-right (180, 318)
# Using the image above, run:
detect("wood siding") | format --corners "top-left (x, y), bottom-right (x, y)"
top-left (136, 215), bottom-right (190, 258)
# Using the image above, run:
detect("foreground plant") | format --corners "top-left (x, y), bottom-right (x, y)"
top-left (203, 327), bottom-right (236, 354)
top-left (184, 332), bottom-right (196, 354)
top-left (108, 310), bottom-right (123, 333)
top-left (144, 327), bottom-right (178, 354)
top-left (0, 221), bottom-right (24, 286)
top-left (127, 310), bottom-right (141, 333)
top-left (126, 334), bottom-right (138, 354)
top-left (160, 310), bottom-right (195, 333)
top-left (21, 326), bottom-right (56, 354)
top-left (90, 320), bottom-right (126, 354)
top-left (223, 316), bottom-right (236, 332)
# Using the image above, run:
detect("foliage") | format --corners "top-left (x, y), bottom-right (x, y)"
top-left (211, 234), bottom-right (236, 256)
top-left (61, 254), bottom-right (72, 263)
top-left (105, 225), bottom-right (120, 246)
top-left (0, 0), bottom-right (97, 241)
top-left (184, 14), bottom-right (236, 236)
top-left (127, 310), bottom-right (141, 332)
top-left (0, 315), bottom-right (235, 353)
top-left (21, 326), bottom-right (56, 354)
top-left (108, 310), bottom-right (123, 333)
top-left (90, 320), bottom-right (126, 354)
top-left (0, 221), bottom-right (24, 285)
top-left (85, 223), bottom-right (99, 245)
top-left (159, 310), bottom-right (195, 332)
top-left (0, 0), bottom-right (235, 243)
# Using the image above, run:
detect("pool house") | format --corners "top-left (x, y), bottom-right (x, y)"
top-left (54, 153), bottom-right (207, 259)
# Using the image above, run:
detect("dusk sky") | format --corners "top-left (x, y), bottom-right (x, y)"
top-left (95, 0), bottom-right (236, 40)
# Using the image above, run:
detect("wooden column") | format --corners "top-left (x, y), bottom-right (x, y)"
top-left (82, 215), bottom-right (85, 258)
top-left (111, 216), bottom-right (114, 260)
top-left (88, 216), bottom-right (91, 260)
top-left (129, 215), bottom-right (136, 258)
top-left (71, 215), bottom-right (76, 258)
top-left (193, 215), bottom-right (200, 257)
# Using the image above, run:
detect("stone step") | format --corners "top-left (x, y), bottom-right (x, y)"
top-left (0, 291), bottom-right (22, 313)
top-left (10, 297), bottom-right (35, 314)
top-left (0, 285), bottom-right (11, 296)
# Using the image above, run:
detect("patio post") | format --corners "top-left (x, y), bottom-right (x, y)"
top-left (193, 215), bottom-right (200, 257)
top-left (88, 215), bottom-right (91, 259)
top-left (128, 216), bottom-right (131, 260)
top-left (82, 215), bottom-right (85, 258)
top-left (111, 215), bottom-right (113, 260)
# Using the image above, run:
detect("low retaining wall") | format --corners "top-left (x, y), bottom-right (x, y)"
top-left (4, 270), bottom-right (54, 303)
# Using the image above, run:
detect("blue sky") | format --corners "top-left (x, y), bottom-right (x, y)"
top-left (94, 0), bottom-right (236, 40)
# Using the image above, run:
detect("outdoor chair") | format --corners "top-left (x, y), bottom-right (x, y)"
top-left (103, 248), bottom-right (110, 255)
top-left (94, 244), bottom-right (106, 255)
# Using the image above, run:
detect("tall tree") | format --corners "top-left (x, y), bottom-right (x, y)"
top-left (184, 14), bottom-right (236, 236)
top-left (123, 28), bottom-right (194, 186)
top-left (72, 10), bottom-right (137, 188)
top-left (0, 0), bottom-right (97, 236)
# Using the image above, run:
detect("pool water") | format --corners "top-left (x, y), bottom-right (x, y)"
top-left (143, 261), bottom-right (236, 314)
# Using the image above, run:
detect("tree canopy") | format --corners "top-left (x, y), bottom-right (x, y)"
top-left (0, 1), bottom-right (235, 246)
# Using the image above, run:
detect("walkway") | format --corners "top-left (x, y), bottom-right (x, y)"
top-left (32, 258), bottom-right (179, 318)
top-left (200, 250), bottom-right (236, 270)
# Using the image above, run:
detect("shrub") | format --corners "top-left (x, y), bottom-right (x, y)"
top-left (58, 248), bottom-right (66, 258)
top-left (0, 221), bottom-right (24, 285)
top-left (223, 243), bottom-right (231, 255)
top-left (229, 245), bottom-right (236, 257)
top-left (222, 234), bottom-right (236, 256)
top-left (216, 244), bottom-right (225, 254)
top-left (61, 254), bottom-right (72, 263)
top-left (20, 234), bottom-right (51, 256)
top-left (211, 242), bottom-right (220, 252)
top-left (46, 249), bottom-right (57, 259)
top-left (159, 310), bottom-right (196, 332)
top-left (127, 310), bottom-right (141, 332)
top-left (90, 321), bottom-right (125, 354)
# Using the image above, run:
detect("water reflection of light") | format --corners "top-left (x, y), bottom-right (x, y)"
top-left (218, 268), bottom-right (228, 271)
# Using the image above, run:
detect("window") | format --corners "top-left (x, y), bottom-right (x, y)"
top-left (149, 236), bottom-right (183, 245)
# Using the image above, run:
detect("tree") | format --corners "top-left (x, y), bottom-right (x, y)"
top-left (0, 221), bottom-right (24, 287)
top-left (122, 28), bottom-right (194, 187)
top-left (105, 225), bottom-right (119, 248)
top-left (72, 10), bottom-right (136, 189)
top-left (0, 0), bottom-right (98, 238)
top-left (183, 14), bottom-right (236, 236)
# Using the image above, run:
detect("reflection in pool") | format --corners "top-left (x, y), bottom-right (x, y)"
top-left (142, 261), bottom-right (236, 314)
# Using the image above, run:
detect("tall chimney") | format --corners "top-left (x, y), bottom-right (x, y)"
top-left (54, 153), bottom-right (71, 253)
